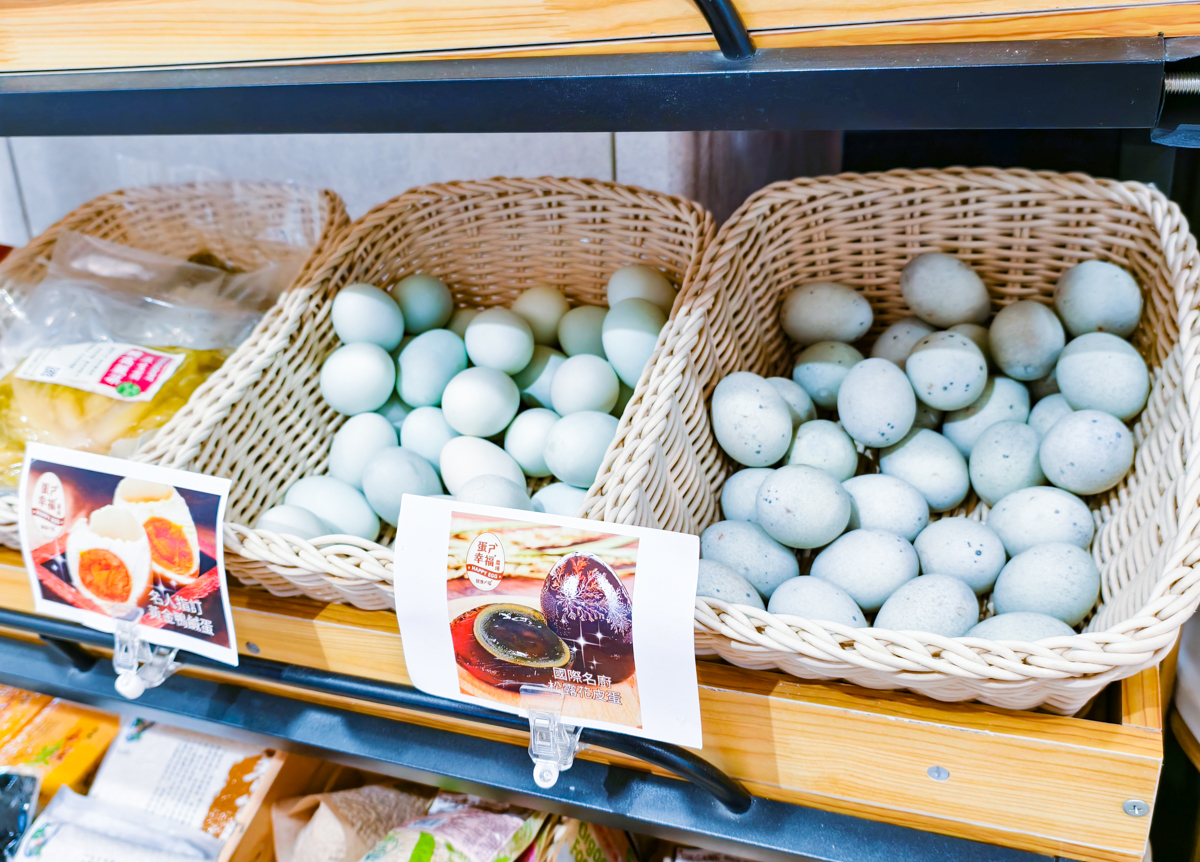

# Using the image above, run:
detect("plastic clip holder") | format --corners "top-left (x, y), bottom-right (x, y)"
top-left (112, 610), bottom-right (179, 700)
top-left (520, 684), bottom-right (583, 789)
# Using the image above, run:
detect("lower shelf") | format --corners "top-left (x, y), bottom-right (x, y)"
top-left (0, 552), bottom-right (1162, 862)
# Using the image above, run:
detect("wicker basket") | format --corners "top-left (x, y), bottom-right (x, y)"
top-left (226, 177), bottom-right (714, 609)
top-left (0, 181), bottom-right (350, 546)
top-left (583, 167), bottom-right (1200, 713)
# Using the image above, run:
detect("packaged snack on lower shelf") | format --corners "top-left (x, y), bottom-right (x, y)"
top-left (0, 686), bottom-right (52, 749)
top-left (360, 792), bottom-right (549, 862)
top-left (15, 785), bottom-right (222, 862)
top-left (0, 771), bottom-right (39, 859)
top-left (86, 718), bottom-right (273, 844)
top-left (0, 699), bottom-right (119, 807)
top-left (549, 820), bottom-right (636, 862)
top-left (272, 780), bottom-right (436, 862)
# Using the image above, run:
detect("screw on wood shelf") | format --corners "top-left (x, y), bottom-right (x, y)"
top-left (1122, 799), bottom-right (1149, 817)
top-left (1165, 73), bottom-right (1200, 95)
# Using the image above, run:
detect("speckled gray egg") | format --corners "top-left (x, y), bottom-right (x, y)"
top-left (942, 376), bottom-right (1031, 456)
top-left (986, 486), bottom-right (1094, 557)
top-left (711, 372), bottom-right (794, 467)
top-left (511, 345), bottom-right (566, 409)
top-left (992, 542), bottom-right (1100, 625)
top-left (699, 520), bottom-right (800, 598)
top-left (878, 428), bottom-right (970, 513)
top-left (842, 474), bottom-right (930, 541)
top-left (900, 253), bottom-right (991, 327)
top-left (1054, 260), bottom-right (1143, 338)
top-left (1055, 332), bottom-right (1149, 421)
top-left (905, 331), bottom-right (989, 411)
top-left (792, 342), bottom-right (864, 409)
top-left (769, 377), bottom-right (817, 428)
top-left (873, 574), bottom-right (980, 637)
top-left (870, 317), bottom-right (937, 369)
top-left (779, 282), bottom-right (873, 346)
top-left (966, 612), bottom-right (1076, 641)
top-left (1038, 409), bottom-right (1134, 495)
top-left (912, 517), bottom-right (1007, 595)
top-left (696, 559), bottom-right (766, 610)
top-left (767, 576), bottom-right (865, 628)
top-left (1027, 393), bottom-right (1073, 437)
top-left (756, 465), bottom-right (852, 549)
top-left (455, 474), bottom-right (534, 511)
top-left (969, 421), bottom-right (1046, 506)
top-left (721, 467), bottom-right (774, 522)
top-left (948, 323), bottom-right (992, 369)
top-left (810, 529), bottom-right (920, 612)
top-left (786, 420), bottom-right (858, 482)
top-left (988, 301), bottom-right (1066, 381)
top-left (837, 358), bottom-right (917, 448)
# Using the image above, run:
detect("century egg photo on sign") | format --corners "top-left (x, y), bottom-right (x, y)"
top-left (447, 512), bottom-right (643, 728)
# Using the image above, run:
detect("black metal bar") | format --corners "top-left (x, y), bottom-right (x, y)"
top-left (0, 606), bottom-right (750, 813)
top-left (0, 39), bottom-right (1164, 135)
top-left (692, 0), bottom-right (755, 60)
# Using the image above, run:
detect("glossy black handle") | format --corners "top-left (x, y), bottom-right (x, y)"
top-left (693, 0), bottom-right (755, 60)
top-left (0, 607), bottom-right (753, 814)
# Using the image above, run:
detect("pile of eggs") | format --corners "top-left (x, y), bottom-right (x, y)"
top-left (254, 266), bottom-right (675, 543)
top-left (699, 254), bottom-right (1148, 642)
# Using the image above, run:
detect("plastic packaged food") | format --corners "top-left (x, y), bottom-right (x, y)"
top-left (0, 230), bottom-right (303, 486)
top-left (0, 699), bottom-right (119, 806)
top-left (0, 687), bottom-right (51, 749)
top-left (0, 771), bottom-right (38, 860)
top-left (15, 786), bottom-right (221, 862)
top-left (361, 793), bottom-right (548, 862)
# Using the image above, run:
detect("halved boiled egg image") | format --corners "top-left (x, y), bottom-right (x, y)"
top-left (66, 505), bottom-right (152, 614)
top-left (113, 478), bottom-right (200, 586)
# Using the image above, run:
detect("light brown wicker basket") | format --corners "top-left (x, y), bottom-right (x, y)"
top-left (0, 181), bottom-right (350, 546)
top-left (225, 177), bottom-right (714, 608)
top-left (582, 167), bottom-right (1200, 713)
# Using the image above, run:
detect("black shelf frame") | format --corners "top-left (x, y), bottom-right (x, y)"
top-left (0, 38), bottom-right (1174, 136)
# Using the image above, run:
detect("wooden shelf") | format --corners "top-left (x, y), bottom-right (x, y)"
top-left (0, 552), bottom-right (1161, 862)
top-left (0, 0), bottom-right (1197, 72)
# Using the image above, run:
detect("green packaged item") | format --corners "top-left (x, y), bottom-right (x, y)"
top-left (360, 795), bottom-right (546, 862)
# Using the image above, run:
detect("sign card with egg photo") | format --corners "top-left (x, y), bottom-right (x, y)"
top-left (18, 442), bottom-right (237, 665)
top-left (395, 495), bottom-right (702, 748)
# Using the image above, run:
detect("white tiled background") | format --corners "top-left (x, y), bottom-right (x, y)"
top-left (0, 132), bottom-right (842, 247)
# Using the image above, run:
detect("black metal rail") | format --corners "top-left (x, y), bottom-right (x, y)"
top-left (0, 606), bottom-right (750, 813)
top-left (692, 0), bottom-right (755, 60)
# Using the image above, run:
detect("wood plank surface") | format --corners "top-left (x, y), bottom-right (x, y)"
top-left (1, 0), bottom-right (1197, 73)
top-left (0, 553), bottom-right (1160, 862)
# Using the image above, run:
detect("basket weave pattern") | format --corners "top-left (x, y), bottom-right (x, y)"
top-left (0, 182), bottom-right (349, 543)
top-left (587, 168), bottom-right (1200, 712)
top-left (225, 177), bottom-right (714, 608)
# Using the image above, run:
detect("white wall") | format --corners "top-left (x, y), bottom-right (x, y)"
top-left (0, 132), bottom-right (842, 247)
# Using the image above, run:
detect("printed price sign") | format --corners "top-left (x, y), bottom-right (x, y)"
top-left (394, 495), bottom-right (702, 747)
top-left (18, 443), bottom-right (238, 665)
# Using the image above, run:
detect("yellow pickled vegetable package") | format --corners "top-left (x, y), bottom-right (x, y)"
top-left (0, 231), bottom-right (301, 486)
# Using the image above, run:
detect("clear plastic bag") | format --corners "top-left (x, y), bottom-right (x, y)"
top-left (15, 786), bottom-right (222, 862)
top-left (0, 230), bottom-right (304, 485)
top-left (0, 769), bottom-right (38, 860)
